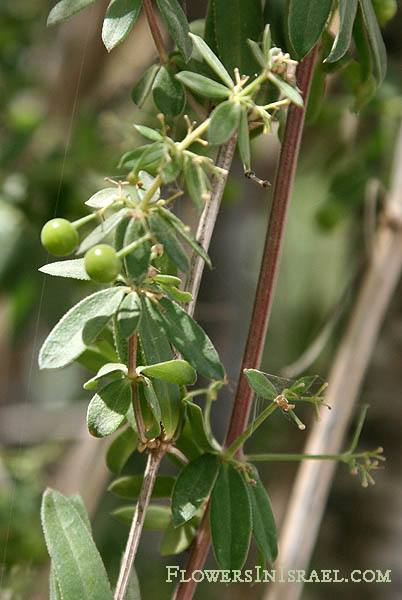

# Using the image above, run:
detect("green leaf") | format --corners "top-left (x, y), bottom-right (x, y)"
top-left (204, 0), bottom-right (263, 78)
top-left (145, 297), bottom-right (225, 381)
top-left (185, 401), bottom-right (221, 453)
top-left (159, 208), bottom-right (212, 268)
top-left (112, 504), bottom-right (171, 530)
top-left (172, 453), bottom-right (219, 526)
top-left (39, 288), bottom-right (126, 370)
top-left (138, 359), bottom-right (197, 386)
top-left (174, 419), bottom-right (202, 463)
top-left (116, 292), bottom-right (142, 338)
top-left (126, 568), bottom-right (141, 600)
top-left (106, 427), bottom-right (138, 474)
top-left (208, 101), bottom-right (241, 146)
top-left (83, 362), bottom-right (127, 390)
top-left (290, 375), bottom-right (318, 394)
top-left (109, 474), bottom-right (175, 499)
top-left (76, 339), bottom-right (120, 372)
top-left (188, 33), bottom-right (233, 88)
top-left (247, 39), bottom-right (266, 68)
top-left (183, 158), bottom-right (209, 212)
top-left (119, 143), bottom-right (164, 173)
top-left (77, 208), bottom-right (129, 254)
top-left (154, 274), bottom-right (181, 286)
top-left (287, 0), bottom-right (333, 59)
top-left (359, 0), bottom-right (387, 84)
top-left (244, 369), bottom-right (277, 400)
top-left (160, 516), bottom-right (199, 555)
top-left (139, 297), bottom-right (181, 439)
top-left (158, 283), bottom-right (193, 303)
top-left (210, 463), bottom-right (252, 570)
top-left (87, 379), bottom-right (132, 438)
top-left (325, 0), bottom-right (358, 63)
top-left (263, 0), bottom-right (288, 52)
top-left (41, 489), bottom-right (113, 599)
top-left (68, 493), bottom-right (92, 532)
top-left (39, 259), bottom-right (90, 280)
top-left (160, 150), bottom-right (183, 184)
top-left (248, 467), bottom-right (278, 564)
top-left (85, 187), bottom-right (122, 209)
top-left (113, 314), bottom-right (129, 366)
top-left (268, 73), bottom-right (304, 107)
top-left (138, 377), bottom-right (162, 439)
top-left (50, 566), bottom-right (62, 600)
top-left (152, 65), bottom-right (186, 116)
top-left (131, 64), bottom-right (160, 107)
top-left (123, 219), bottom-right (152, 284)
top-left (148, 213), bottom-right (190, 273)
top-left (47, 0), bottom-right (97, 26)
top-left (238, 106), bottom-right (251, 171)
top-left (175, 72), bottom-right (231, 99)
top-left (102, 0), bottom-right (143, 52)
top-left (134, 124), bottom-right (163, 142)
top-left (155, 0), bottom-right (192, 61)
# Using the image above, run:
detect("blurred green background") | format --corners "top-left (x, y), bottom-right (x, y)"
top-left (0, 1), bottom-right (401, 599)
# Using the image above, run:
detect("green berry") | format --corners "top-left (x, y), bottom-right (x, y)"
top-left (85, 244), bottom-right (121, 283)
top-left (41, 218), bottom-right (79, 256)
top-left (372, 0), bottom-right (397, 25)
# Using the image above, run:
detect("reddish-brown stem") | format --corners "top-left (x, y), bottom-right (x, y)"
top-left (143, 0), bottom-right (169, 64)
top-left (173, 45), bottom-right (318, 600)
top-left (224, 44), bottom-right (319, 450)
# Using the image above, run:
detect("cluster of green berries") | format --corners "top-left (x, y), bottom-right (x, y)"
top-left (41, 218), bottom-right (121, 283)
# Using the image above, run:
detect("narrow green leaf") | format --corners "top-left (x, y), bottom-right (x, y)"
top-left (106, 427), bottom-right (138, 474)
top-left (159, 208), bottom-right (212, 268)
top-left (287, 0), bottom-right (333, 59)
top-left (126, 568), bottom-right (141, 600)
top-left (244, 369), bottom-right (277, 400)
top-left (39, 288), bottom-right (125, 370)
top-left (76, 338), bottom-right (120, 372)
top-left (83, 362), bottom-right (127, 390)
top-left (247, 39), bottom-right (266, 68)
top-left (113, 314), bottom-right (129, 366)
top-left (188, 33), bottom-right (233, 88)
top-left (152, 65), bottom-right (186, 116)
top-left (131, 64), bottom-right (160, 107)
top-left (148, 213), bottom-right (190, 273)
top-left (77, 208), bottom-right (129, 254)
top-left (134, 124), bottom-right (163, 142)
top-left (68, 493), bottom-right (92, 532)
top-left (183, 158), bottom-right (209, 212)
top-left (138, 359), bottom-right (197, 386)
top-left (102, 0), bottom-right (143, 52)
top-left (248, 467), bottom-right (278, 563)
top-left (145, 297), bottom-right (225, 381)
top-left (175, 71), bottom-right (231, 99)
top-left (210, 464), bottom-right (252, 570)
top-left (87, 379), bottom-right (132, 438)
top-left (359, 0), bottom-right (387, 84)
top-left (325, 0), bottom-right (358, 63)
top-left (156, 0), bottom-right (192, 61)
top-left (139, 297), bottom-right (181, 439)
top-left (208, 101), bottom-right (241, 146)
top-left (39, 259), bottom-right (90, 280)
top-left (116, 292), bottom-right (142, 338)
top-left (185, 401), bottom-right (221, 453)
top-left (109, 474), bottom-right (175, 499)
top-left (268, 72), bottom-right (304, 107)
top-left (41, 489), bottom-right (113, 599)
top-left (112, 504), bottom-right (171, 530)
top-left (290, 375), bottom-right (318, 394)
top-left (263, 0), bottom-right (288, 52)
top-left (158, 283), bottom-right (193, 303)
top-left (138, 377), bottom-right (162, 439)
top-left (85, 187), bottom-right (122, 209)
top-left (119, 143), bottom-right (164, 173)
top-left (238, 106), bottom-right (251, 171)
top-left (160, 517), bottom-right (199, 555)
top-left (172, 453), bottom-right (219, 526)
top-left (154, 274), bottom-right (181, 286)
top-left (47, 0), bottom-right (97, 26)
top-left (204, 0), bottom-right (263, 78)
top-left (174, 419), bottom-right (202, 462)
top-left (123, 219), bottom-right (152, 284)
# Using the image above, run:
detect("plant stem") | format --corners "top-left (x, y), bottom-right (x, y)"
top-left (114, 447), bottom-right (165, 600)
top-left (174, 45), bottom-right (318, 600)
top-left (143, 0), bottom-right (169, 64)
top-left (224, 44), bottom-right (318, 451)
top-left (185, 135), bottom-right (237, 316)
top-left (117, 232), bottom-right (152, 258)
top-left (225, 402), bottom-right (277, 457)
top-left (245, 453), bottom-right (350, 462)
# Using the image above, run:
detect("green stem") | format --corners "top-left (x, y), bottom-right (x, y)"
top-left (176, 119), bottom-right (211, 152)
top-left (72, 213), bottom-right (97, 229)
top-left (117, 232), bottom-right (152, 258)
top-left (225, 402), bottom-right (277, 458)
top-left (346, 404), bottom-right (369, 453)
top-left (237, 71), bottom-right (267, 98)
top-left (245, 453), bottom-right (350, 462)
top-left (140, 175), bottom-right (162, 210)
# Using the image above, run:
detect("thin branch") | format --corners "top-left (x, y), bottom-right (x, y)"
top-left (185, 135), bottom-right (238, 317)
top-left (224, 45), bottom-right (319, 451)
top-left (143, 0), bottom-right (169, 64)
top-left (174, 45), bottom-right (319, 600)
top-left (263, 122), bottom-right (402, 600)
top-left (114, 446), bottom-right (165, 600)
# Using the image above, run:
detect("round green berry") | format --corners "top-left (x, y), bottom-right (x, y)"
top-left (41, 218), bottom-right (79, 256)
top-left (372, 0), bottom-right (397, 25)
top-left (85, 244), bottom-right (121, 283)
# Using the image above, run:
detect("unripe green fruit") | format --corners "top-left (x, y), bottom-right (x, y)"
top-left (41, 218), bottom-right (79, 256)
top-left (85, 244), bottom-right (121, 283)
top-left (372, 0), bottom-right (397, 25)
